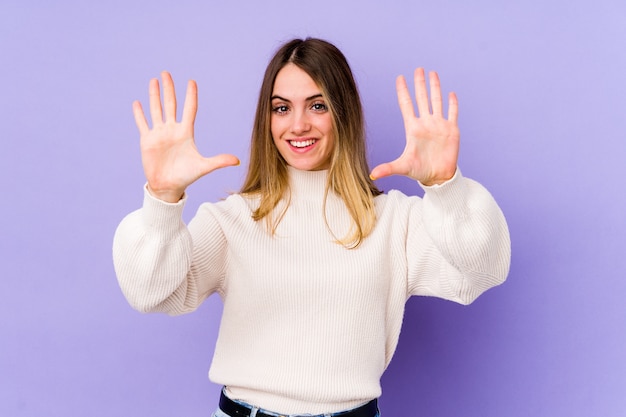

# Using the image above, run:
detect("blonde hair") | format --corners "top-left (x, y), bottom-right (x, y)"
top-left (240, 38), bottom-right (381, 248)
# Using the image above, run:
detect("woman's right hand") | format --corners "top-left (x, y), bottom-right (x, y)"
top-left (132, 71), bottom-right (240, 203)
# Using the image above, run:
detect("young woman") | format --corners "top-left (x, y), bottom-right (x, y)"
top-left (113, 38), bottom-right (510, 417)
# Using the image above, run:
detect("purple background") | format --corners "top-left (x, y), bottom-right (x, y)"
top-left (1, 1), bottom-right (625, 416)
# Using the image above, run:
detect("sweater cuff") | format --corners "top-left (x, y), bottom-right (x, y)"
top-left (141, 183), bottom-right (187, 242)
top-left (419, 168), bottom-right (468, 213)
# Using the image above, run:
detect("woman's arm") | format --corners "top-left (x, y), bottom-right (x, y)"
top-left (406, 171), bottom-right (511, 304)
top-left (374, 67), bottom-right (509, 302)
top-left (113, 72), bottom-right (238, 314)
top-left (113, 188), bottom-right (229, 315)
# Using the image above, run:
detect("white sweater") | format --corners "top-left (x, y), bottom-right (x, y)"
top-left (113, 167), bottom-right (510, 414)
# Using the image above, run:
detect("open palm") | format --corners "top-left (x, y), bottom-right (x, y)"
top-left (133, 71), bottom-right (239, 203)
top-left (370, 68), bottom-right (459, 186)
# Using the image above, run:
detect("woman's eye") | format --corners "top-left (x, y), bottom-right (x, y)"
top-left (311, 102), bottom-right (327, 112)
top-left (272, 105), bottom-right (289, 114)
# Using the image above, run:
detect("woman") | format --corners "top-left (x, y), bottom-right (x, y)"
top-left (114, 38), bottom-right (510, 417)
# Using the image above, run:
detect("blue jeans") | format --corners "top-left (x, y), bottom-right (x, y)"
top-left (211, 397), bottom-right (380, 417)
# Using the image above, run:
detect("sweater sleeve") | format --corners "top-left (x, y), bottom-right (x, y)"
top-left (406, 169), bottom-right (511, 304)
top-left (112, 186), bottom-right (226, 315)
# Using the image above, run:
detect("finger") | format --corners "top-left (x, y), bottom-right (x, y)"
top-left (369, 160), bottom-right (402, 180)
top-left (132, 100), bottom-right (150, 135)
top-left (181, 80), bottom-right (198, 127)
top-left (429, 71), bottom-right (443, 117)
top-left (201, 154), bottom-right (241, 176)
top-left (369, 162), bottom-right (391, 180)
top-left (413, 68), bottom-right (430, 117)
top-left (396, 75), bottom-right (416, 123)
top-left (448, 92), bottom-right (459, 124)
top-left (161, 71), bottom-right (177, 122)
top-left (148, 77), bottom-right (163, 125)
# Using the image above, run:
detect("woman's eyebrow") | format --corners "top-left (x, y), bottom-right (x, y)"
top-left (270, 95), bottom-right (289, 102)
top-left (271, 93), bottom-right (324, 102)
top-left (306, 94), bottom-right (324, 101)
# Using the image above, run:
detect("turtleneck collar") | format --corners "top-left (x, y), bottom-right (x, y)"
top-left (286, 166), bottom-right (329, 201)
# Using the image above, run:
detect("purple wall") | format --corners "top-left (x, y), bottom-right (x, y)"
top-left (2, 1), bottom-right (625, 416)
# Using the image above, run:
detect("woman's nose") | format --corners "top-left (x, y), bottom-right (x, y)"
top-left (290, 110), bottom-right (311, 135)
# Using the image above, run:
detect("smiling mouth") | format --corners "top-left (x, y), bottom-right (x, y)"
top-left (289, 139), bottom-right (317, 148)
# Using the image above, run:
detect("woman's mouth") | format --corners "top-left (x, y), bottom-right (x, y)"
top-left (288, 139), bottom-right (317, 148)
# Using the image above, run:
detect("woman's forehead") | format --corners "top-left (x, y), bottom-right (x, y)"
top-left (272, 63), bottom-right (322, 100)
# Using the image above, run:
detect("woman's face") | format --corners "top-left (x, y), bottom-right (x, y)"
top-left (270, 63), bottom-right (335, 171)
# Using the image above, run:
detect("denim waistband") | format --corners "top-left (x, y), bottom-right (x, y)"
top-left (218, 390), bottom-right (379, 417)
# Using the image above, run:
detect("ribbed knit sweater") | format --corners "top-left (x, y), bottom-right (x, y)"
top-left (113, 167), bottom-right (510, 414)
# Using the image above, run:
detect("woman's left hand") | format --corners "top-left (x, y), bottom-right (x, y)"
top-left (370, 68), bottom-right (460, 186)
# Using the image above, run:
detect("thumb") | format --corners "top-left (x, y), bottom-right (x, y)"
top-left (200, 154), bottom-right (241, 176)
top-left (370, 161), bottom-right (397, 180)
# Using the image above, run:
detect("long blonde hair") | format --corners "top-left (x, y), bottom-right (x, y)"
top-left (240, 38), bottom-right (381, 248)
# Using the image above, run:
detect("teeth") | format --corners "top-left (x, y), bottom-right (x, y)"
top-left (289, 139), bottom-right (316, 148)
